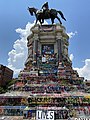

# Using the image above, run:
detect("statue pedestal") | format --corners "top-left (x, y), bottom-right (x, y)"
top-left (18, 24), bottom-right (84, 85)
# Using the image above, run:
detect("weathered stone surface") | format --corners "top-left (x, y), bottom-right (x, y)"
top-left (19, 24), bottom-right (84, 84)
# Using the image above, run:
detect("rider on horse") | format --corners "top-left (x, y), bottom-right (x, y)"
top-left (41, 2), bottom-right (50, 17)
top-left (28, 2), bottom-right (66, 24)
top-left (42, 2), bottom-right (49, 11)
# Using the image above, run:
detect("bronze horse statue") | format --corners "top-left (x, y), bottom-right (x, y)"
top-left (28, 7), bottom-right (66, 24)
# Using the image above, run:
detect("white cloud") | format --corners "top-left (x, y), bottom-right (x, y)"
top-left (74, 59), bottom-right (90, 80)
top-left (67, 31), bottom-right (77, 39)
top-left (67, 31), bottom-right (90, 80)
top-left (8, 22), bottom-right (90, 80)
top-left (69, 53), bottom-right (90, 80)
top-left (7, 21), bottom-right (48, 77)
top-left (69, 54), bottom-right (74, 61)
top-left (7, 22), bottom-right (36, 77)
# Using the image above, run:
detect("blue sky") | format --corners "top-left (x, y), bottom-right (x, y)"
top-left (0, 0), bottom-right (90, 79)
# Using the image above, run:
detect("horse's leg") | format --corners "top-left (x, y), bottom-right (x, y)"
top-left (51, 18), bottom-right (54, 24)
top-left (39, 19), bottom-right (44, 25)
top-left (56, 16), bottom-right (62, 24)
top-left (35, 19), bottom-right (38, 24)
top-left (39, 19), bottom-right (43, 25)
top-left (42, 19), bottom-right (44, 24)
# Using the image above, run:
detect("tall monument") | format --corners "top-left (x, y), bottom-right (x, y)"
top-left (0, 3), bottom-right (88, 119)
top-left (18, 23), bottom-right (84, 85)
top-left (18, 2), bottom-right (84, 86)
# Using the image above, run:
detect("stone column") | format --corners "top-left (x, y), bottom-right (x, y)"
top-left (57, 39), bottom-right (63, 62)
top-left (33, 35), bottom-right (39, 65)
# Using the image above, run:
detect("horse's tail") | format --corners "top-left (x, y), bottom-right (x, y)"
top-left (57, 11), bottom-right (66, 21)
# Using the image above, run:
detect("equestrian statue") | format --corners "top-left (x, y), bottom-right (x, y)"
top-left (28, 2), bottom-right (66, 24)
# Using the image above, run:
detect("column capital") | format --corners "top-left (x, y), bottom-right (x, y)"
top-left (56, 38), bottom-right (62, 41)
